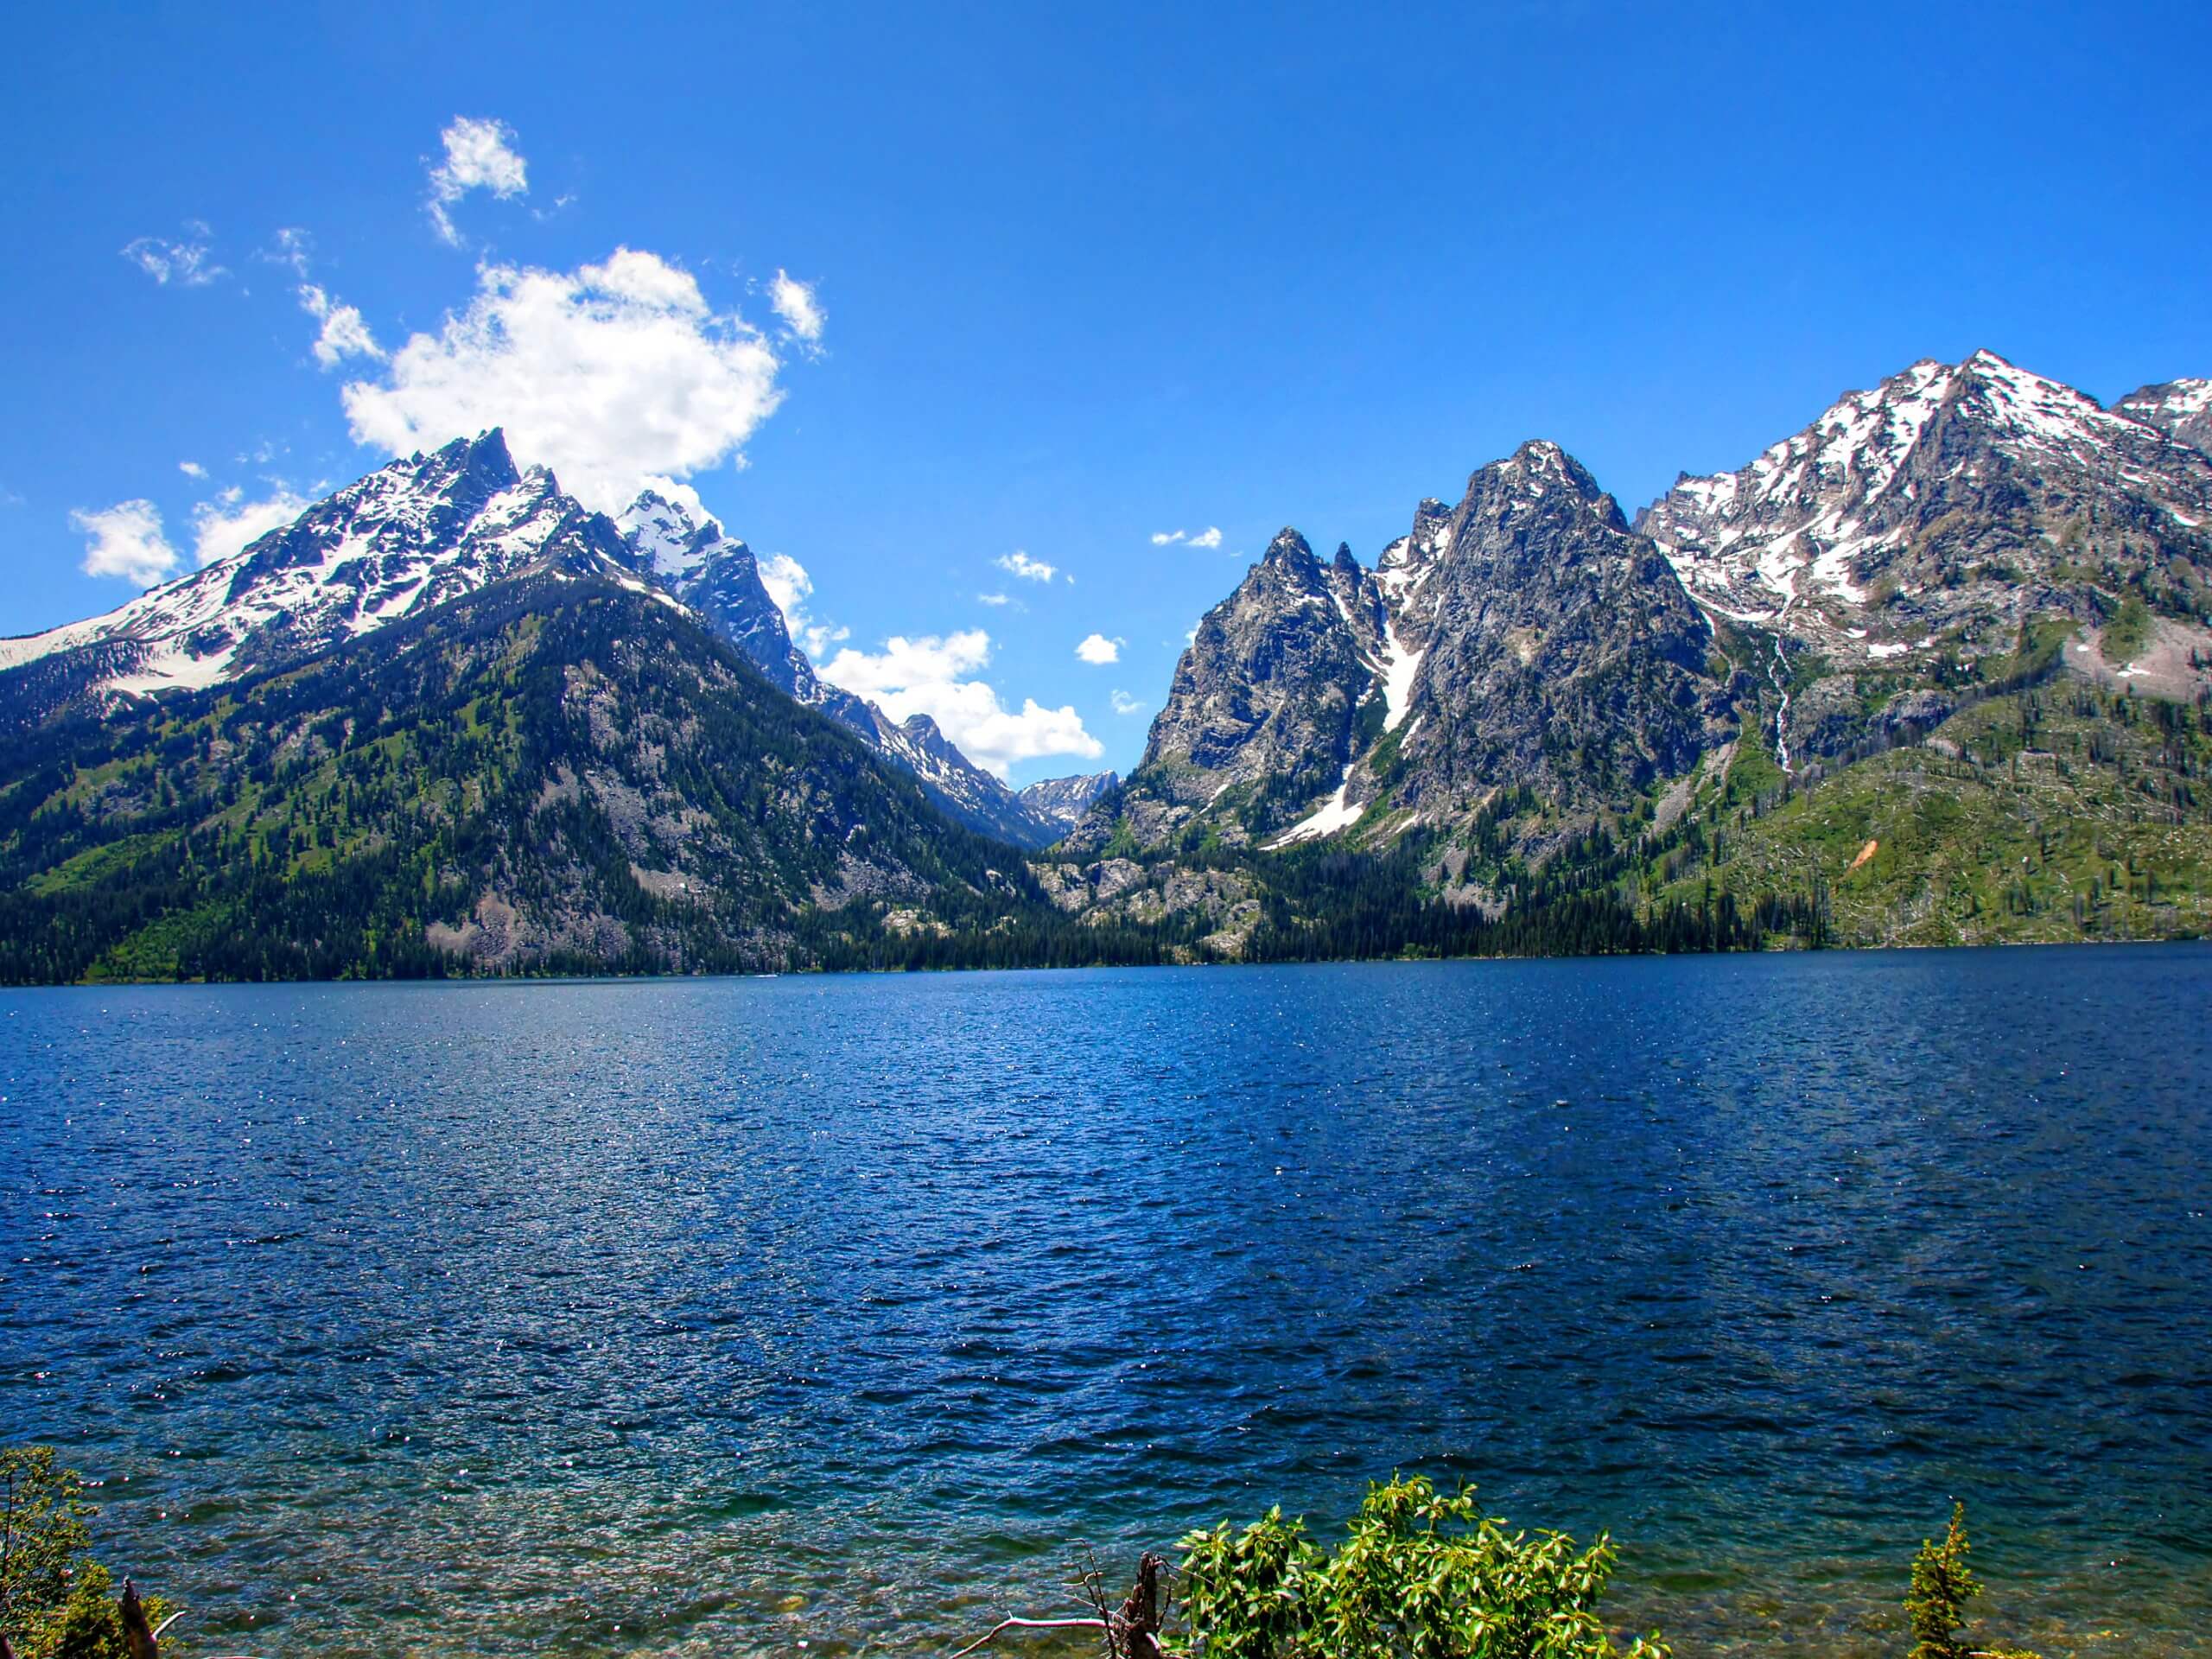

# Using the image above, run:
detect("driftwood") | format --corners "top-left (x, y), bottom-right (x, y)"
top-left (121, 1577), bottom-right (158, 1659)
top-left (951, 1552), bottom-right (1167, 1659)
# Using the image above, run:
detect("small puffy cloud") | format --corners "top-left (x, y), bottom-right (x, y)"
top-left (995, 550), bottom-right (1057, 583)
top-left (822, 628), bottom-right (1102, 779)
top-left (758, 550), bottom-right (848, 658)
top-left (1187, 526), bottom-right (1224, 549)
top-left (427, 116), bottom-right (529, 245)
top-left (299, 284), bottom-right (385, 368)
top-left (121, 221), bottom-right (224, 287)
top-left (1152, 525), bottom-right (1223, 549)
top-left (1110, 689), bottom-right (1147, 716)
top-left (1150, 529), bottom-right (1182, 545)
top-left (976, 591), bottom-right (1011, 607)
top-left (73, 501), bottom-right (180, 585)
top-left (341, 247), bottom-right (784, 514)
top-left (1075, 632), bottom-right (1122, 664)
top-left (192, 486), bottom-right (308, 567)
top-left (178, 461), bottom-right (207, 479)
top-left (769, 270), bottom-right (825, 345)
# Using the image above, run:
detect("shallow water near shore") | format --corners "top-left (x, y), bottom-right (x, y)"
top-left (4, 947), bottom-right (2210, 1656)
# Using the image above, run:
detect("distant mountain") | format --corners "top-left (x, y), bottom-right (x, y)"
top-left (1016, 770), bottom-right (1118, 830)
top-left (1068, 441), bottom-right (1735, 855)
top-left (1637, 351), bottom-right (2212, 664)
top-left (0, 572), bottom-right (1079, 981)
top-left (0, 431), bottom-right (638, 722)
top-left (612, 489), bottom-right (1066, 849)
top-left (10, 348), bottom-right (2212, 980)
top-left (0, 435), bottom-right (1069, 849)
top-left (2113, 378), bottom-right (2212, 458)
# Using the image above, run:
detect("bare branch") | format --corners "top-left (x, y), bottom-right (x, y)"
top-left (950, 1616), bottom-right (1108, 1657)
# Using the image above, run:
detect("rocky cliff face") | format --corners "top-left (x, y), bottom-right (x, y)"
top-left (1071, 442), bottom-right (1733, 855)
top-left (1376, 442), bottom-right (1732, 817)
top-left (1637, 351), bottom-right (2212, 664)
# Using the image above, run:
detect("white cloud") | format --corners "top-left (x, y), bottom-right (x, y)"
top-left (340, 247), bottom-right (784, 514)
top-left (426, 117), bottom-right (529, 246)
top-left (769, 270), bottom-right (825, 345)
top-left (73, 501), bottom-right (180, 585)
top-left (822, 628), bottom-right (1102, 779)
top-left (976, 591), bottom-right (1011, 607)
top-left (1151, 525), bottom-right (1223, 549)
top-left (757, 550), bottom-right (848, 658)
top-left (178, 461), bottom-right (207, 479)
top-left (1187, 526), bottom-right (1224, 549)
top-left (298, 284), bottom-right (385, 368)
top-left (995, 550), bottom-right (1057, 583)
top-left (1150, 529), bottom-right (1183, 545)
top-left (1110, 690), bottom-right (1147, 716)
top-left (121, 221), bottom-right (224, 287)
top-left (191, 486), bottom-right (308, 567)
top-left (1075, 632), bottom-right (1122, 664)
top-left (265, 227), bottom-right (313, 276)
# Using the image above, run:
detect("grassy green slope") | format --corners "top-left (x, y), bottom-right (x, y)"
top-left (1658, 683), bottom-right (2212, 946)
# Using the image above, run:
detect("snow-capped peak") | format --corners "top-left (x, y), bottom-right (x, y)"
top-left (616, 489), bottom-right (745, 578)
top-left (1, 430), bottom-right (634, 707)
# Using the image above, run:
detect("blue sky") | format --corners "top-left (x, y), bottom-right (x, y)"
top-left (3, 1), bottom-right (2207, 783)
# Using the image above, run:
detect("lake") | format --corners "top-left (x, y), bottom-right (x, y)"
top-left (4, 948), bottom-right (2210, 1656)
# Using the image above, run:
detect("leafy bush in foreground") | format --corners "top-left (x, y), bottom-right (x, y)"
top-left (1171, 1475), bottom-right (1666, 1658)
top-left (0, 1446), bottom-right (175, 1659)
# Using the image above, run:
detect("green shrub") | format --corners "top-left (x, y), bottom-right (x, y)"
top-left (1173, 1474), bottom-right (1666, 1657)
top-left (1904, 1503), bottom-right (2039, 1659)
top-left (0, 1446), bottom-right (175, 1659)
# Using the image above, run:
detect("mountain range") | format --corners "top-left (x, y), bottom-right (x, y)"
top-left (4, 349), bottom-right (2210, 979)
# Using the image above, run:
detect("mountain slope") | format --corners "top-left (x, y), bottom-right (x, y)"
top-left (0, 574), bottom-right (1075, 982)
top-left (1016, 770), bottom-right (1118, 830)
top-left (2114, 378), bottom-right (2212, 459)
top-left (613, 490), bottom-right (1068, 848)
top-left (0, 432), bottom-right (646, 723)
top-left (1637, 351), bottom-right (2212, 662)
top-left (1069, 441), bottom-right (1734, 859)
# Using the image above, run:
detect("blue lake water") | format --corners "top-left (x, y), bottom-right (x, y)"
top-left (4, 948), bottom-right (2210, 1656)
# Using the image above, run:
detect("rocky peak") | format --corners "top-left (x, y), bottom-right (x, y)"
top-left (1458, 440), bottom-right (1629, 536)
top-left (2115, 378), bottom-right (2212, 456)
top-left (1639, 350), bottom-right (2212, 652)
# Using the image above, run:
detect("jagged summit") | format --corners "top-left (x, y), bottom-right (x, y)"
top-left (1639, 349), bottom-right (2212, 648)
top-left (0, 431), bottom-right (641, 715)
top-left (1075, 437), bottom-right (1727, 855)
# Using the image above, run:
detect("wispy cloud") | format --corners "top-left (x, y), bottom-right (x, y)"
top-left (995, 550), bottom-right (1058, 583)
top-left (191, 486), bottom-right (308, 567)
top-left (264, 227), bottom-right (314, 277)
top-left (73, 500), bottom-right (179, 585)
top-left (121, 221), bottom-right (225, 287)
top-left (178, 461), bottom-right (207, 479)
top-left (426, 116), bottom-right (529, 246)
top-left (1152, 525), bottom-right (1223, 549)
top-left (298, 284), bottom-right (385, 368)
top-left (1110, 690), bottom-right (1146, 715)
top-left (769, 270), bottom-right (825, 347)
top-left (976, 591), bottom-right (1013, 607)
